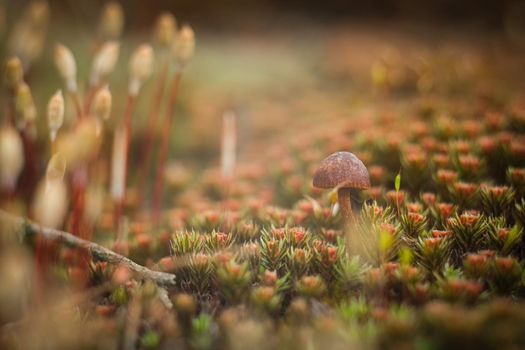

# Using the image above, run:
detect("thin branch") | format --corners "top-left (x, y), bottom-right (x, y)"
top-left (0, 210), bottom-right (176, 287)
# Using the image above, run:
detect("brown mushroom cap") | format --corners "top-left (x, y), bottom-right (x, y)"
top-left (312, 151), bottom-right (370, 190)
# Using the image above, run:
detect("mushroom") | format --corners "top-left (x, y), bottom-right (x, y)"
top-left (313, 151), bottom-right (370, 222)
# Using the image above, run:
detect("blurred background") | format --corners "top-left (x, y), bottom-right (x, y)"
top-left (2, 0), bottom-right (525, 165)
top-left (21, 0), bottom-right (525, 30)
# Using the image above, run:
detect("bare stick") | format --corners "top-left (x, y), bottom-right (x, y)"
top-left (0, 210), bottom-right (176, 287)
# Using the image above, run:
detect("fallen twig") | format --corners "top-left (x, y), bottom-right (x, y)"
top-left (0, 210), bottom-right (176, 287)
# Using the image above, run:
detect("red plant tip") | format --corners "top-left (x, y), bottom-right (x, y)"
top-left (136, 233), bottom-right (152, 251)
top-left (173, 293), bottom-right (196, 315)
top-left (432, 230), bottom-right (451, 238)
top-left (411, 121), bottom-right (429, 137)
top-left (488, 186), bottom-right (510, 198)
top-left (380, 223), bottom-right (396, 236)
top-left (271, 228), bottom-right (285, 240)
top-left (386, 134), bottom-right (402, 150)
top-left (157, 256), bottom-right (176, 272)
top-left (112, 265), bottom-right (132, 285)
top-left (253, 286), bottom-right (276, 304)
top-left (459, 211), bottom-right (481, 226)
top-left (465, 253), bottom-right (487, 268)
top-left (294, 249), bottom-right (307, 265)
top-left (461, 120), bottom-right (482, 138)
top-left (436, 203), bottom-right (454, 218)
top-left (452, 140), bottom-right (471, 154)
top-left (226, 263), bottom-right (242, 278)
top-left (112, 241), bottom-right (129, 256)
top-left (297, 275), bottom-right (326, 297)
top-left (408, 212), bottom-right (425, 224)
top-left (421, 136), bottom-right (438, 152)
top-left (464, 281), bottom-right (483, 298)
top-left (424, 237), bottom-right (443, 249)
top-left (498, 132), bottom-right (513, 145)
top-left (369, 165), bottom-right (385, 183)
top-left (497, 228), bottom-right (509, 241)
top-left (327, 246), bottom-right (338, 264)
top-left (478, 250), bottom-right (497, 258)
top-left (313, 239), bottom-right (323, 252)
top-left (436, 169), bottom-right (458, 185)
top-left (458, 155), bottom-right (481, 172)
top-left (367, 268), bottom-right (383, 284)
top-left (204, 210), bottom-right (221, 224)
top-left (508, 168), bottom-right (525, 181)
top-left (297, 200), bottom-right (314, 214)
top-left (267, 239), bottom-right (281, 259)
top-left (510, 140), bottom-right (525, 157)
top-left (495, 257), bottom-right (515, 272)
top-left (407, 202), bottom-right (423, 213)
top-left (405, 150), bottom-right (427, 168)
top-left (432, 154), bottom-right (450, 169)
top-left (386, 190), bottom-right (405, 205)
top-left (478, 136), bottom-right (496, 154)
top-left (454, 182), bottom-right (478, 197)
top-left (421, 192), bottom-right (437, 206)
top-left (214, 232), bottom-right (229, 248)
top-left (214, 251), bottom-right (234, 266)
top-left (384, 262), bottom-right (399, 274)
top-left (372, 204), bottom-right (384, 217)
top-left (485, 111), bottom-right (504, 129)
top-left (263, 270), bottom-right (278, 286)
top-left (293, 228), bottom-right (306, 244)
top-left (193, 253), bottom-right (210, 268)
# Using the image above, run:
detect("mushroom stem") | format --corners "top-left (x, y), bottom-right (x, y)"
top-left (337, 187), bottom-right (353, 222)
